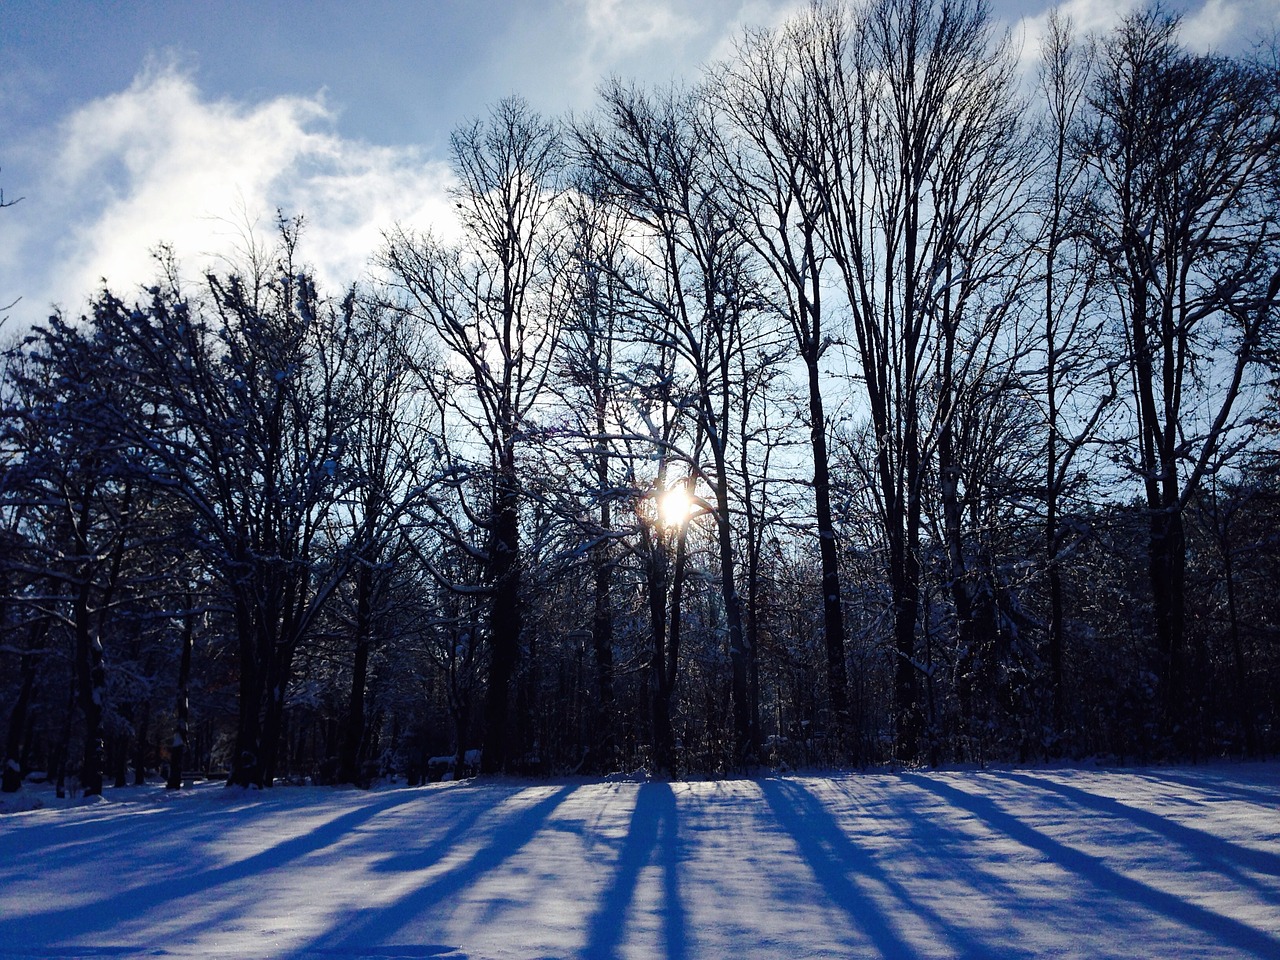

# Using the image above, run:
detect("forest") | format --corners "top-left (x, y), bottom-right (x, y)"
top-left (1, 0), bottom-right (1278, 796)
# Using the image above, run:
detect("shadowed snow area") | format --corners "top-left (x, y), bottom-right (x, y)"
top-left (2, 765), bottom-right (1279, 959)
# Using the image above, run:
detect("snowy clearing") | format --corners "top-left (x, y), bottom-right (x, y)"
top-left (2, 765), bottom-right (1279, 959)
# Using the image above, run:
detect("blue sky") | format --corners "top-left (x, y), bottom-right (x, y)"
top-left (2, 0), bottom-right (1276, 321)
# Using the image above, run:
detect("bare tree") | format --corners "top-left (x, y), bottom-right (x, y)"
top-left (550, 180), bottom-right (636, 770)
top-left (1030, 11), bottom-right (1118, 744)
top-left (381, 97), bottom-right (566, 774)
top-left (807, 0), bottom-right (1032, 760)
top-left (709, 10), bottom-right (855, 750)
top-left (331, 299), bottom-right (441, 785)
top-left (88, 227), bottom-right (364, 789)
top-left (1079, 9), bottom-right (1280, 749)
top-left (574, 80), bottom-right (770, 765)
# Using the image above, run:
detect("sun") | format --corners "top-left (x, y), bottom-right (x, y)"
top-left (658, 483), bottom-right (694, 528)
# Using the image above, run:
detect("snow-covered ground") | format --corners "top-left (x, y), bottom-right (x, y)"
top-left (2, 765), bottom-right (1278, 959)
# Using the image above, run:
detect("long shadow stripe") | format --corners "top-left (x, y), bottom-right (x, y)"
top-left (0, 791), bottom-right (423, 947)
top-left (760, 778), bottom-right (1011, 960)
top-left (905, 774), bottom-right (1280, 959)
top-left (302, 784), bottom-right (578, 956)
top-left (580, 782), bottom-right (686, 960)
top-left (1003, 771), bottom-right (1280, 892)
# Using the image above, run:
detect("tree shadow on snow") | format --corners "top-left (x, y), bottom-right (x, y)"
top-left (294, 784), bottom-right (579, 959)
top-left (904, 774), bottom-right (1280, 959)
top-left (1132, 767), bottom-right (1280, 806)
top-left (580, 781), bottom-right (686, 960)
top-left (0, 791), bottom-right (423, 950)
top-left (305, 948), bottom-right (463, 958)
top-left (759, 778), bottom-right (1014, 960)
top-left (1001, 771), bottom-right (1280, 897)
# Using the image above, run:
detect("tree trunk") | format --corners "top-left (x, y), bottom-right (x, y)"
top-left (481, 482), bottom-right (522, 775)
top-left (713, 476), bottom-right (755, 767)
top-left (3, 654), bottom-right (36, 792)
top-left (74, 579), bottom-right (106, 797)
top-left (167, 607), bottom-right (194, 790)
top-left (647, 539), bottom-right (672, 777)
top-left (589, 410), bottom-right (616, 772)
top-left (890, 494), bottom-right (923, 763)
top-left (591, 541), bottom-right (616, 771)
top-left (1150, 506), bottom-right (1188, 750)
top-left (1047, 535), bottom-right (1066, 746)
top-left (261, 643), bottom-right (293, 786)
top-left (229, 597), bottom-right (264, 788)
top-left (941, 454), bottom-right (977, 748)
top-left (744, 497), bottom-right (765, 762)
top-left (338, 562), bottom-right (375, 785)
top-left (666, 529), bottom-right (688, 771)
top-left (806, 355), bottom-right (850, 749)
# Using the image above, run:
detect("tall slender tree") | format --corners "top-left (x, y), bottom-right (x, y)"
top-left (1031, 12), bottom-right (1118, 745)
top-left (807, 0), bottom-right (1030, 759)
top-left (575, 80), bottom-right (770, 765)
top-left (710, 11), bottom-right (854, 747)
top-left (382, 97), bottom-right (566, 774)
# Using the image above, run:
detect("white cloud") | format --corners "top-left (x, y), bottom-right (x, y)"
top-left (8, 61), bottom-right (457, 316)
top-left (563, 0), bottom-right (704, 96)
top-left (704, 0), bottom-right (811, 67)
top-left (580, 0), bottom-right (701, 57)
top-left (1011, 0), bottom-right (1278, 72)
top-left (1180, 0), bottom-right (1275, 52)
top-left (1011, 0), bottom-right (1145, 74)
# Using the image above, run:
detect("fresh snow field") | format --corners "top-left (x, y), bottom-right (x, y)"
top-left (2, 765), bottom-right (1279, 959)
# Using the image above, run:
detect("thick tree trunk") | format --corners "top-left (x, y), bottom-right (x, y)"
top-left (481, 483), bottom-right (522, 775)
top-left (261, 647), bottom-right (292, 786)
top-left (1150, 506), bottom-right (1189, 749)
top-left (74, 580), bottom-right (106, 797)
top-left (167, 608), bottom-right (194, 790)
top-left (806, 356), bottom-right (850, 746)
top-left (229, 598), bottom-right (264, 788)
top-left (3, 654), bottom-right (36, 793)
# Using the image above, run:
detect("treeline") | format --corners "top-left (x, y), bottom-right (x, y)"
top-left (2, 0), bottom-right (1278, 793)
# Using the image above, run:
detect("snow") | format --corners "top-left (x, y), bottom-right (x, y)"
top-left (2, 764), bottom-right (1279, 959)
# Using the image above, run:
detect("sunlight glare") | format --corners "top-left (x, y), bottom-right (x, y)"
top-left (659, 484), bottom-right (693, 528)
